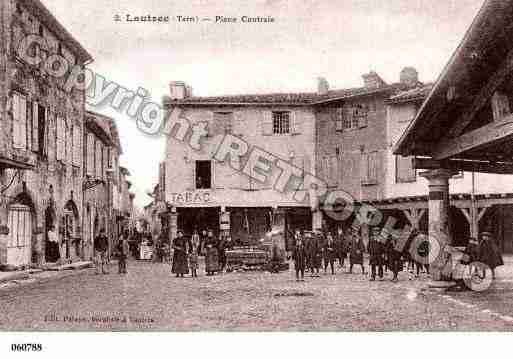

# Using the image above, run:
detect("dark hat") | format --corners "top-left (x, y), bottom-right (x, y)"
top-left (480, 231), bottom-right (493, 237)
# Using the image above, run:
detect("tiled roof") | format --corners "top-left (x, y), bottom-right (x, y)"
top-left (387, 84), bottom-right (433, 104)
top-left (164, 83), bottom-right (413, 106)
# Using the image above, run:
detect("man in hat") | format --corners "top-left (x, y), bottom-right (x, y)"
top-left (478, 231), bottom-right (504, 280)
top-left (94, 228), bottom-right (109, 275)
top-left (305, 231), bottom-right (320, 277)
top-left (368, 226), bottom-right (384, 281)
top-left (349, 227), bottom-right (365, 274)
top-left (323, 232), bottom-right (336, 275)
top-left (205, 229), bottom-right (220, 275)
top-left (292, 231), bottom-right (307, 281)
top-left (335, 227), bottom-right (347, 268)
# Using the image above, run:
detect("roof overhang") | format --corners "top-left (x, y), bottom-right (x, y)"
top-left (394, 0), bottom-right (513, 163)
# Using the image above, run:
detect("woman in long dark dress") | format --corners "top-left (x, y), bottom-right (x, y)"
top-left (172, 231), bottom-right (189, 277)
top-left (204, 230), bottom-right (219, 276)
top-left (478, 231), bottom-right (504, 279)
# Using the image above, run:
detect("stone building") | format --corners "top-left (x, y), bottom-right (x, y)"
top-left (82, 111), bottom-right (123, 260)
top-left (161, 74), bottom-right (419, 247)
top-left (162, 82), bottom-right (318, 248)
top-left (0, 0), bottom-right (92, 268)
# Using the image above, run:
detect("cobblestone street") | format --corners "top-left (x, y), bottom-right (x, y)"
top-left (1, 259), bottom-right (513, 331)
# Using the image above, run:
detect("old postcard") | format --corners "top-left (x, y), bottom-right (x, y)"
top-left (0, 0), bottom-right (512, 356)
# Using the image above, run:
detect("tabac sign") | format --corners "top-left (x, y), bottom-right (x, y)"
top-left (170, 190), bottom-right (212, 205)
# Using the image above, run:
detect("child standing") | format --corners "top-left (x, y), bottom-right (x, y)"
top-left (189, 232), bottom-right (200, 278)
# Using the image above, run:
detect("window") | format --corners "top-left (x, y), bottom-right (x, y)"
top-left (362, 152), bottom-right (378, 185)
top-left (396, 155), bottom-right (416, 183)
top-left (12, 92), bottom-right (27, 149)
top-left (214, 112), bottom-right (233, 134)
top-left (38, 25), bottom-right (44, 36)
top-left (272, 111), bottom-right (290, 134)
top-left (195, 160), bottom-right (212, 189)
top-left (352, 104), bottom-right (368, 128)
top-left (31, 102), bottom-right (47, 157)
top-left (340, 104), bottom-right (369, 130)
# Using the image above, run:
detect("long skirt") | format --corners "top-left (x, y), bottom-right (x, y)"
top-left (172, 250), bottom-right (189, 274)
top-left (205, 247), bottom-right (219, 273)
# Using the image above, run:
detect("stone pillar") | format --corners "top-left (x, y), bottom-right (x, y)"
top-left (312, 209), bottom-right (323, 231)
top-left (420, 169), bottom-right (457, 281)
top-left (220, 209), bottom-right (230, 237)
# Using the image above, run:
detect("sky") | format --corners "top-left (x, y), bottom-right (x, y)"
top-left (42, 0), bottom-right (484, 209)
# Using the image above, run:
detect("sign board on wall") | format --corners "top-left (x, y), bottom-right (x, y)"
top-left (170, 191), bottom-right (212, 205)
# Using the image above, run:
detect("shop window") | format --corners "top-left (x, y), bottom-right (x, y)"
top-left (196, 160), bottom-right (212, 189)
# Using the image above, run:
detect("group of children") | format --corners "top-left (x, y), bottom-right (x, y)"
top-left (291, 226), bottom-right (428, 282)
top-left (291, 225), bottom-right (504, 284)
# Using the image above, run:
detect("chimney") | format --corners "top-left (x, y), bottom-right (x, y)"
top-left (317, 77), bottom-right (329, 95)
top-left (169, 81), bottom-right (191, 100)
top-left (400, 67), bottom-right (419, 87)
top-left (362, 71), bottom-right (387, 89)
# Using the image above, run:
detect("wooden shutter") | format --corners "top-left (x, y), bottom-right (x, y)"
top-left (46, 111), bottom-right (53, 160)
top-left (103, 146), bottom-right (108, 178)
top-left (261, 111), bottom-right (273, 135)
top-left (96, 141), bottom-right (102, 179)
top-left (12, 93), bottom-right (27, 149)
top-left (31, 102), bottom-right (39, 152)
top-left (291, 111), bottom-right (301, 134)
top-left (335, 108), bottom-right (344, 131)
top-left (56, 117), bottom-right (65, 161)
top-left (66, 123), bottom-right (72, 165)
top-left (368, 152), bottom-right (378, 183)
top-left (72, 126), bottom-right (81, 166)
top-left (26, 100), bottom-right (32, 151)
top-left (86, 133), bottom-right (94, 176)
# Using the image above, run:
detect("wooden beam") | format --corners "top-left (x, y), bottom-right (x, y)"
top-left (477, 207), bottom-right (489, 222)
top-left (414, 157), bottom-right (513, 174)
top-left (459, 207), bottom-right (471, 224)
top-left (450, 44), bottom-right (513, 137)
top-left (432, 115), bottom-right (513, 160)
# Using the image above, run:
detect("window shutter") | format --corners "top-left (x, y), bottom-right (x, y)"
top-left (335, 108), bottom-right (343, 131)
top-left (31, 102), bottom-right (39, 152)
top-left (361, 153), bottom-right (369, 183)
top-left (291, 111), bottom-right (301, 135)
top-left (160, 162), bottom-right (166, 194)
top-left (66, 123), bottom-right (72, 165)
top-left (13, 93), bottom-right (27, 149)
top-left (72, 126), bottom-right (81, 166)
top-left (330, 155), bottom-right (338, 185)
top-left (96, 141), bottom-right (102, 179)
top-left (87, 133), bottom-right (94, 176)
top-left (261, 111), bottom-right (273, 135)
top-left (369, 152), bottom-right (378, 183)
top-left (56, 117), bottom-right (64, 161)
top-left (26, 100), bottom-right (32, 151)
top-left (46, 111), bottom-right (53, 160)
top-left (103, 146), bottom-right (108, 178)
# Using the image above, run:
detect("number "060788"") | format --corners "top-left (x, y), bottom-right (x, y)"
top-left (11, 343), bottom-right (43, 352)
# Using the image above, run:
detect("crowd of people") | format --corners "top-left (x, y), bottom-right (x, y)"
top-left (291, 226), bottom-right (504, 284)
top-left (92, 223), bottom-right (504, 285)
